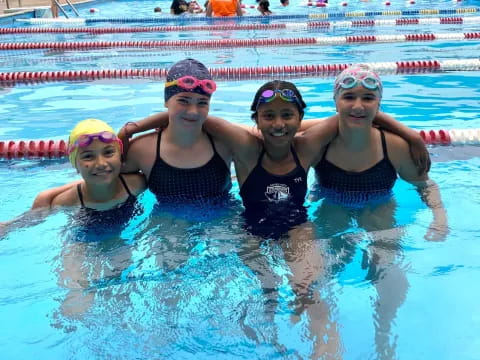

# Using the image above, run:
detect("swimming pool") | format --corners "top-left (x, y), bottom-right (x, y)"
top-left (1, 0), bottom-right (480, 359)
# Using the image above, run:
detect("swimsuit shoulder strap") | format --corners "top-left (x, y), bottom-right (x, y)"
top-left (257, 147), bottom-right (266, 166)
top-left (155, 130), bottom-right (162, 160)
top-left (77, 183), bottom-right (85, 207)
top-left (379, 129), bottom-right (390, 161)
top-left (290, 145), bottom-right (302, 167)
top-left (320, 142), bottom-right (332, 162)
top-left (119, 174), bottom-right (134, 197)
top-left (206, 132), bottom-right (219, 154)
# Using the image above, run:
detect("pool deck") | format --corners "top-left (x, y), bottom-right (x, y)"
top-left (1, 0), bottom-right (88, 16)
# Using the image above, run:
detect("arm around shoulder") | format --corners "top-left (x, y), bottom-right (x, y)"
top-left (297, 114), bottom-right (338, 159)
top-left (386, 132), bottom-right (426, 183)
top-left (50, 184), bottom-right (82, 208)
top-left (121, 132), bottom-right (155, 174)
top-left (386, 132), bottom-right (448, 241)
top-left (32, 180), bottom-right (82, 210)
top-left (374, 112), bottom-right (430, 175)
top-left (204, 115), bottom-right (260, 161)
top-left (297, 116), bottom-right (332, 133)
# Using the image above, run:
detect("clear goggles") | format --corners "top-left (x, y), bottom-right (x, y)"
top-left (337, 75), bottom-right (381, 91)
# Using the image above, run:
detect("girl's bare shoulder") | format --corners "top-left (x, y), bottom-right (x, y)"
top-left (383, 130), bottom-right (413, 168)
top-left (51, 183), bottom-right (82, 208)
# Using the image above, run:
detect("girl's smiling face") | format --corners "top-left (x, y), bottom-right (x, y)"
top-left (335, 84), bottom-right (380, 128)
top-left (166, 92), bottom-right (210, 129)
top-left (255, 97), bottom-right (302, 147)
top-left (76, 139), bottom-right (122, 184)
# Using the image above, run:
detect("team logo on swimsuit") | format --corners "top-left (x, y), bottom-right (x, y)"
top-left (265, 183), bottom-right (291, 202)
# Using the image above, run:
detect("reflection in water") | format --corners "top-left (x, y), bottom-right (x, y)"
top-left (47, 193), bottom-right (430, 359)
top-left (237, 221), bottom-right (342, 359)
top-left (55, 230), bottom-right (134, 322)
top-left (315, 198), bottom-right (410, 360)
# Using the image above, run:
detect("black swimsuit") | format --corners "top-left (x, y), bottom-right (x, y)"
top-left (240, 146), bottom-right (307, 208)
top-left (314, 130), bottom-right (397, 207)
top-left (240, 146), bottom-right (308, 240)
top-left (75, 174), bottom-right (140, 235)
top-left (147, 131), bottom-right (232, 203)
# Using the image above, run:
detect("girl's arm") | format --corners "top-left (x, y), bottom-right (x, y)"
top-left (206, 2), bottom-right (213, 16)
top-left (120, 111), bottom-right (260, 162)
top-left (118, 112), bottom-right (169, 141)
top-left (31, 180), bottom-right (82, 210)
top-left (0, 207), bottom-right (52, 238)
top-left (202, 116), bottom-right (261, 185)
top-left (373, 112), bottom-right (430, 175)
top-left (236, 0), bottom-right (243, 16)
top-left (414, 179), bottom-right (449, 242)
top-left (389, 134), bottom-right (448, 242)
top-left (297, 118), bottom-right (327, 133)
top-left (296, 115), bottom-right (338, 165)
top-left (298, 112), bottom-right (430, 174)
top-left (235, 123), bottom-right (263, 139)
top-left (2, 181), bottom-right (76, 235)
top-left (202, 116), bottom-right (260, 160)
top-left (297, 111), bottom-right (407, 133)
top-left (117, 112), bottom-right (170, 159)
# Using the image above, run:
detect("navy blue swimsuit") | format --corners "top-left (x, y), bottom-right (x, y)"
top-left (75, 174), bottom-right (140, 236)
top-left (241, 146), bottom-right (308, 239)
top-left (314, 130), bottom-right (397, 207)
top-left (147, 131), bottom-right (232, 203)
top-left (240, 146), bottom-right (307, 208)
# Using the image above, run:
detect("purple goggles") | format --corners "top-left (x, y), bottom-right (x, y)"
top-left (256, 89), bottom-right (302, 109)
top-left (68, 131), bottom-right (123, 154)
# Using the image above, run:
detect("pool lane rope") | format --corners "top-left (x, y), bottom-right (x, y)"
top-left (3, 16), bottom-right (480, 34)
top-left (1, 59), bottom-right (480, 86)
top-left (1, 31), bottom-right (480, 51)
top-left (1, 129), bottom-right (479, 160)
top-left (14, 6), bottom-right (480, 24)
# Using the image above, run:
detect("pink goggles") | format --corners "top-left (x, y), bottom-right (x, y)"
top-left (68, 131), bottom-right (123, 154)
top-left (165, 75), bottom-right (217, 95)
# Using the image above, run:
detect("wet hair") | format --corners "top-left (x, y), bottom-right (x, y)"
top-left (250, 80), bottom-right (307, 121)
top-left (259, 0), bottom-right (270, 11)
top-left (164, 58), bottom-right (213, 103)
top-left (171, 0), bottom-right (189, 14)
top-left (154, 6), bottom-right (162, 12)
top-left (280, 0), bottom-right (288, 4)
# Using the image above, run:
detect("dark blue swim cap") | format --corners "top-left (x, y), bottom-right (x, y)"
top-left (164, 58), bottom-right (213, 103)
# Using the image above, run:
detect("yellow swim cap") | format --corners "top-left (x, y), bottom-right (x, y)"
top-left (68, 118), bottom-right (116, 167)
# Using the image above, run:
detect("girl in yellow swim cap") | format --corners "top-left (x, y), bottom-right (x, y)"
top-left (33, 119), bottom-right (145, 212)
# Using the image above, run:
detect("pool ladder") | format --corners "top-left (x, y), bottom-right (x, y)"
top-left (52, 0), bottom-right (80, 18)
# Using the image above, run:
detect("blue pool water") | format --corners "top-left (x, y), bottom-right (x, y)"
top-left (1, 0), bottom-right (480, 359)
